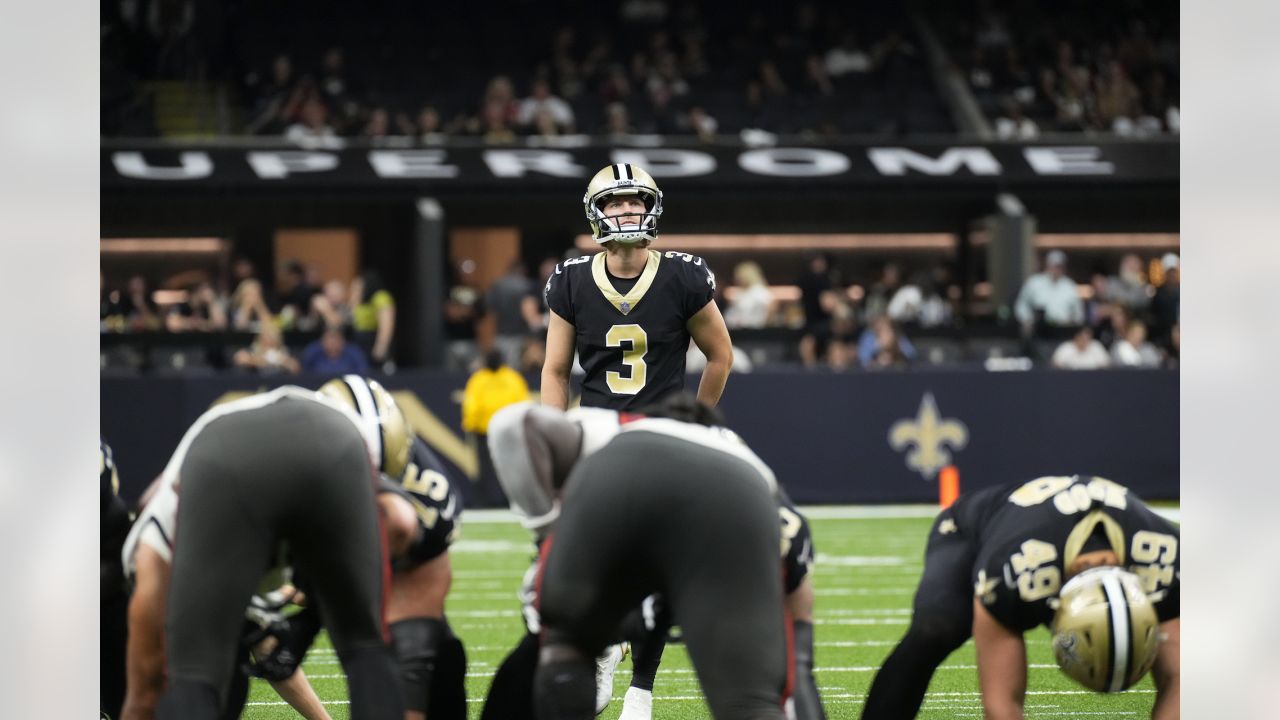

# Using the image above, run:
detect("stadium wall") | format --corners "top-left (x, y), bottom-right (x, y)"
top-left (101, 369), bottom-right (1177, 505)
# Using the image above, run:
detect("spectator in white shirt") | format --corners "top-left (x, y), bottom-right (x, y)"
top-left (1014, 249), bottom-right (1083, 336)
top-left (1051, 325), bottom-right (1111, 369)
top-left (824, 33), bottom-right (872, 77)
top-left (888, 269), bottom-right (953, 328)
top-left (723, 261), bottom-right (774, 329)
top-left (516, 78), bottom-right (575, 133)
top-left (1111, 318), bottom-right (1163, 368)
top-left (284, 96), bottom-right (342, 149)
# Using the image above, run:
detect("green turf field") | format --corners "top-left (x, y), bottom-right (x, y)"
top-left (240, 508), bottom-right (1163, 719)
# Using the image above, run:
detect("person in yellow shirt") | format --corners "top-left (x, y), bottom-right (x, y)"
top-left (351, 269), bottom-right (396, 368)
top-left (462, 349), bottom-right (531, 506)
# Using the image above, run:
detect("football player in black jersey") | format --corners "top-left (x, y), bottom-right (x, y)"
top-left (102, 439), bottom-right (131, 720)
top-left (541, 163), bottom-right (736, 716)
top-left (861, 475), bottom-right (1180, 720)
top-left (318, 375), bottom-right (468, 720)
top-left (541, 162), bottom-right (733, 412)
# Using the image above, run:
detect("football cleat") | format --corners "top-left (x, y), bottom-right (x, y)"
top-left (1051, 566), bottom-right (1162, 693)
top-left (595, 642), bottom-right (628, 714)
top-left (583, 164), bottom-right (663, 245)
top-left (617, 686), bottom-right (653, 720)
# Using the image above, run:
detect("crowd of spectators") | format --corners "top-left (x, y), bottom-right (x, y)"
top-left (942, 0), bottom-right (1179, 137)
top-left (103, 1), bottom-right (952, 140)
top-left (103, 245), bottom-right (1179, 374)
top-left (1019, 250), bottom-right (1180, 370)
top-left (101, 258), bottom-right (395, 376)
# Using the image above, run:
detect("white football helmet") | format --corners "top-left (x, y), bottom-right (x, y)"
top-left (317, 374), bottom-right (412, 479)
top-left (583, 163), bottom-right (663, 245)
top-left (1051, 566), bottom-right (1162, 693)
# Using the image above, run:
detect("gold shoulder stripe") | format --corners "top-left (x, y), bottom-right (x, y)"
top-left (591, 250), bottom-right (662, 315)
top-left (1063, 509), bottom-right (1128, 570)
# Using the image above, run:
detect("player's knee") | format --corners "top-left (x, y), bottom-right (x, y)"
top-left (431, 627), bottom-right (468, 720)
top-left (534, 647), bottom-right (596, 720)
top-left (390, 617), bottom-right (445, 712)
top-left (380, 495), bottom-right (419, 559)
top-left (907, 612), bottom-right (970, 657)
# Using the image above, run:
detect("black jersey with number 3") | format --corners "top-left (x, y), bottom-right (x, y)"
top-left (545, 249), bottom-right (716, 409)
top-left (953, 475), bottom-right (1180, 633)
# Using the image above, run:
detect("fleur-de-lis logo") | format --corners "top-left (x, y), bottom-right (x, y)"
top-left (888, 392), bottom-right (969, 480)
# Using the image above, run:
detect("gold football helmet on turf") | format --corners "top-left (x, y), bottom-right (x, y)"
top-left (583, 163), bottom-right (663, 244)
top-left (317, 375), bottom-right (411, 479)
top-left (1051, 566), bottom-right (1162, 693)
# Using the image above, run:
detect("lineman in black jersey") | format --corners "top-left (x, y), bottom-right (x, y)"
top-left (541, 163), bottom-right (733, 411)
top-left (861, 475), bottom-right (1180, 720)
top-left (101, 439), bottom-right (131, 720)
top-left (319, 375), bottom-right (467, 720)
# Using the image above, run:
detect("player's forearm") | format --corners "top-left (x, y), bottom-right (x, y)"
top-left (540, 367), bottom-right (570, 409)
top-left (124, 589), bottom-right (166, 720)
top-left (1151, 675), bottom-right (1179, 720)
top-left (695, 356), bottom-right (732, 407)
top-left (269, 668), bottom-right (333, 720)
top-left (121, 663), bottom-right (164, 720)
top-left (121, 694), bottom-right (160, 720)
top-left (982, 700), bottom-right (1025, 720)
top-left (373, 308), bottom-right (395, 360)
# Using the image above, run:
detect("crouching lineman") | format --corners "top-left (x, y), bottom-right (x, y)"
top-left (131, 385), bottom-right (403, 720)
top-left (482, 394), bottom-right (812, 720)
top-left (861, 475), bottom-right (1180, 720)
top-left (122, 468), bottom-right (334, 720)
top-left (318, 375), bottom-right (467, 720)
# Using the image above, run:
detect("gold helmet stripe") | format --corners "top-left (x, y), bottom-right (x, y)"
top-left (341, 374), bottom-right (384, 472)
top-left (1100, 570), bottom-right (1130, 692)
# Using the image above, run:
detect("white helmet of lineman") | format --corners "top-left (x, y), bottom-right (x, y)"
top-left (1050, 566), bottom-right (1163, 693)
top-left (583, 163), bottom-right (663, 245)
top-left (316, 374), bottom-right (412, 479)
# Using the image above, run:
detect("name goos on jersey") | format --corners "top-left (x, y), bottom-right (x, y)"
top-left (545, 250), bottom-right (716, 409)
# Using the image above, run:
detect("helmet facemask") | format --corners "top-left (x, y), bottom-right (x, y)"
top-left (583, 164), bottom-right (664, 245)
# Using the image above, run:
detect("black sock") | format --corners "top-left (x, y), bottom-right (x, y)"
top-left (626, 615), bottom-right (667, 692)
top-left (480, 633), bottom-right (539, 720)
top-left (791, 620), bottom-right (827, 720)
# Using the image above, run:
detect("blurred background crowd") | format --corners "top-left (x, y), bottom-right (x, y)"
top-left (101, 0), bottom-right (1177, 377)
top-left (103, 0), bottom-right (1176, 141)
